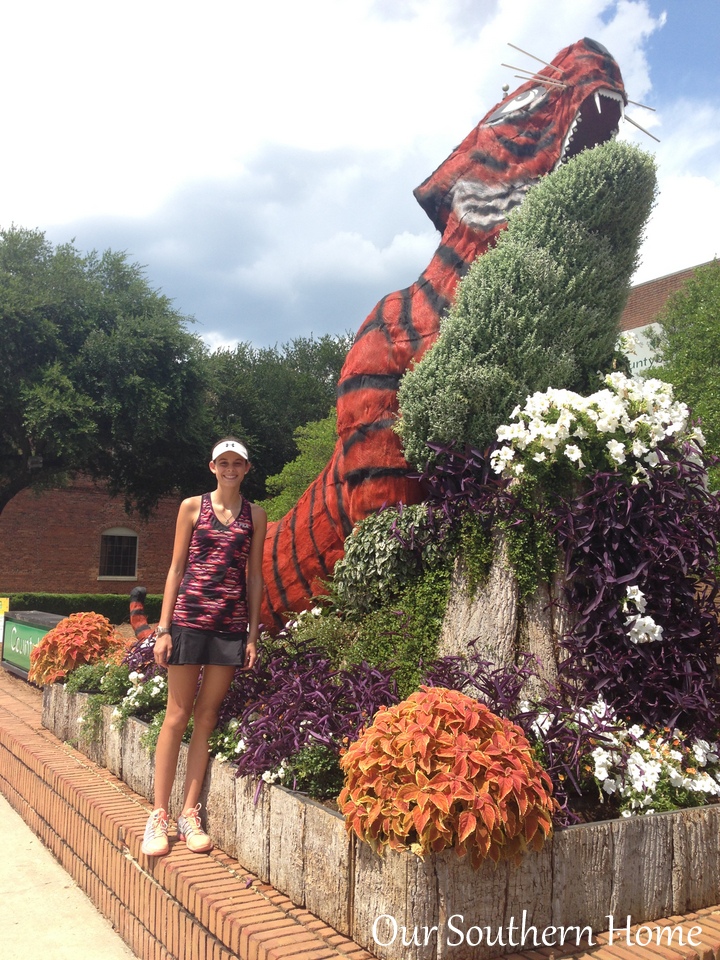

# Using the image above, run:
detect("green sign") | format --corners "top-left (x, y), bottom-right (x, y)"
top-left (3, 621), bottom-right (43, 672)
top-left (2, 612), bottom-right (62, 677)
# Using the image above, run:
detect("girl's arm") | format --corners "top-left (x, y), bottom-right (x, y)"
top-left (244, 503), bottom-right (267, 670)
top-left (154, 496), bottom-right (201, 667)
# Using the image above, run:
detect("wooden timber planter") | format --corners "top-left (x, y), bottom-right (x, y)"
top-left (43, 683), bottom-right (720, 960)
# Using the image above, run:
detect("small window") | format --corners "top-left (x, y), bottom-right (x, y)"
top-left (99, 527), bottom-right (138, 579)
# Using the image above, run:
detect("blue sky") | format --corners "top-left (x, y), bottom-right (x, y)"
top-left (1, 1), bottom-right (718, 350)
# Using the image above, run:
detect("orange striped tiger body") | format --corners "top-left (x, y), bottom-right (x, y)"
top-left (261, 38), bottom-right (628, 628)
top-left (129, 586), bottom-right (154, 641)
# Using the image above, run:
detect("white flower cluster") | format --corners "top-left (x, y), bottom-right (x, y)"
top-left (592, 722), bottom-right (720, 816)
top-left (622, 585), bottom-right (663, 645)
top-left (261, 760), bottom-right (288, 784)
top-left (211, 719), bottom-right (247, 764)
top-left (283, 606), bottom-right (323, 632)
top-left (491, 373), bottom-right (705, 482)
top-left (109, 670), bottom-right (167, 731)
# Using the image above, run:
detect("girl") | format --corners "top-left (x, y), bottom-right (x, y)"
top-left (142, 438), bottom-right (266, 856)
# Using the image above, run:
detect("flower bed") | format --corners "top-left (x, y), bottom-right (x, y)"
top-left (43, 682), bottom-right (720, 960)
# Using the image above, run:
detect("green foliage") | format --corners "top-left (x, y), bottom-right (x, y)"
top-left (500, 478), bottom-right (559, 598)
top-left (282, 744), bottom-right (345, 800)
top-left (66, 660), bottom-right (123, 694)
top-left (258, 409), bottom-right (338, 521)
top-left (341, 563), bottom-right (453, 698)
top-left (5, 592), bottom-right (163, 623)
top-left (0, 226), bottom-right (212, 517)
top-left (447, 513), bottom-right (493, 596)
top-left (67, 661), bottom-right (131, 740)
top-left (397, 141), bottom-right (657, 468)
top-left (331, 504), bottom-right (442, 615)
top-left (651, 259), bottom-right (720, 488)
top-left (288, 506), bottom-right (453, 699)
top-left (207, 333), bottom-right (352, 500)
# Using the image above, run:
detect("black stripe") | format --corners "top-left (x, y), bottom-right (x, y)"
top-left (337, 373), bottom-right (401, 398)
top-left (344, 465), bottom-right (410, 490)
top-left (332, 455), bottom-right (354, 537)
top-left (342, 418), bottom-right (396, 454)
top-left (417, 278), bottom-right (451, 319)
top-left (397, 287), bottom-right (421, 350)
top-left (262, 582), bottom-right (285, 629)
top-left (270, 520), bottom-right (291, 620)
top-left (321, 461), bottom-right (346, 539)
top-left (493, 129), bottom-right (555, 159)
top-left (353, 298), bottom-right (393, 345)
top-left (308, 480), bottom-right (330, 577)
top-left (435, 242), bottom-right (471, 278)
top-left (469, 150), bottom-right (509, 172)
top-left (288, 506), bottom-right (312, 596)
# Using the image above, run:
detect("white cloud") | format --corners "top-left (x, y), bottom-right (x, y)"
top-left (635, 172), bottom-right (720, 282)
top-left (235, 229), bottom-right (436, 296)
top-left (1, 0), bottom-right (716, 346)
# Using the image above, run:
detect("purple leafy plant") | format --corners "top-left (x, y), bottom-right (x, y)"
top-left (123, 635), bottom-right (163, 682)
top-left (554, 448), bottom-right (720, 739)
top-left (216, 639), bottom-right (398, 780)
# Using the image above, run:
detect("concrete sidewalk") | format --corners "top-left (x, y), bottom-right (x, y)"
top-left (0, 789), bottom-right (136, 960)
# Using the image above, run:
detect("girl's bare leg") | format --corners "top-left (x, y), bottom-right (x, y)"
top-left (182, 664), bottom-right (236, 811)
top-left (153, 664), bottom-right (202, 811)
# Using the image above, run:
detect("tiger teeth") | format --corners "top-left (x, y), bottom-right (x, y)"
top-left (595, 92), bottom-right (602, 113)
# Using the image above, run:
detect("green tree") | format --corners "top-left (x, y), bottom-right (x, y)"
top-left (258, 408), bottom-right (338, 520)
top-left (651, 259), bottom-right (720, 487)
top-left (207, 334), bottom-right (352, 500)
top-left (397, 140), bottom-right (657, 468)
top-left (0, 226), bottom-right (211, 516)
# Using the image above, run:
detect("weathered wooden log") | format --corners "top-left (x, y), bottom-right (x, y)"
top-left (235, 774), bottom-right (271, 882)
top-left (102, 704), bottom-right (123, 777)
top-left (121, 717), bottom-right (155, 802)
top-left (304, 799), bottom-right (352, 936)
top-left (439, 533), bottom-right (518, 669)
top-left (201, 757), bottom-right (237, 856)
top-left (269, 785), bottom-right (306, 906)
top-left (439, 531), bottom-right (572, 699)
top-left (351, 843), bottom-right (438, 960)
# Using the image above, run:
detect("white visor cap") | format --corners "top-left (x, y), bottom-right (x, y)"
top-left (212, 440), bottom-right (249, 462)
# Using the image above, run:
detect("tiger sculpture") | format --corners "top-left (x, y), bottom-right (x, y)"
top-left (259, 37), bottom-right (628, 629)
top-left (128, 38), bottom-right (629, 636)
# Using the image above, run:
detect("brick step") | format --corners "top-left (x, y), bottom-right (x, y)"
top-left (0, 671), bottom-right (372, 960)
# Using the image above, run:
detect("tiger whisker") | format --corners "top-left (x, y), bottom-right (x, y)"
top-left (624, 113), bottom-right (660, 142)
top-left (511, 74), bottom-right (567, 90)
top-left (627, 98), bottom-right (656, 112)
top-left (502, 64), bottom-right (567, 88)
top-left (507, 42), bottom-right (564, 76)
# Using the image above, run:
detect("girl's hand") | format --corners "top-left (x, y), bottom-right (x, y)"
top-left (243, 639), bottom-right (257, 671)
top-left (154, 633), bottom-right (173, 668)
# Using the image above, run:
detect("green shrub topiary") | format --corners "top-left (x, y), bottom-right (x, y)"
top-left (397, 140), bottom-right (657, 468)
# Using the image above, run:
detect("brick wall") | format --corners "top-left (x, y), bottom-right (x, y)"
top-left (0, 476), bottom-right (178, 595)
top-left (619, 261), bottom-right (714, 332)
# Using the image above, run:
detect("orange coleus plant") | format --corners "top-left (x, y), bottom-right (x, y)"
top-left (29, 612), bottom-right (127, 686)
top-left (338, 686), bottom-right (558, 868)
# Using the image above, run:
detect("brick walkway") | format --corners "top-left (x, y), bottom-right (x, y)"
top-left (2, 666), bottom-right (720, 960)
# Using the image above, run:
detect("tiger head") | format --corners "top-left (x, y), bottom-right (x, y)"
top-left (414, 37), bottom-right (627, 237)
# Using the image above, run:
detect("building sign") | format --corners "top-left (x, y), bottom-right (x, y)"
top-left (619, 323), bottom-right (662, 374)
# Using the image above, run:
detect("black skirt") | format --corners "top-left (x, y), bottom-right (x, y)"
top-left (167, 624), bottom-right (247, 667)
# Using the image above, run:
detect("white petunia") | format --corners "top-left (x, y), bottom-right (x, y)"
top-left (563, 444), bottom-right (584, 466)
top-left (607, 439), bottom-right (627, 464)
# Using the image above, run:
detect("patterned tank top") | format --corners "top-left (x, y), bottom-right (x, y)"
top-left (172, 494), bottom-right (254, 633)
